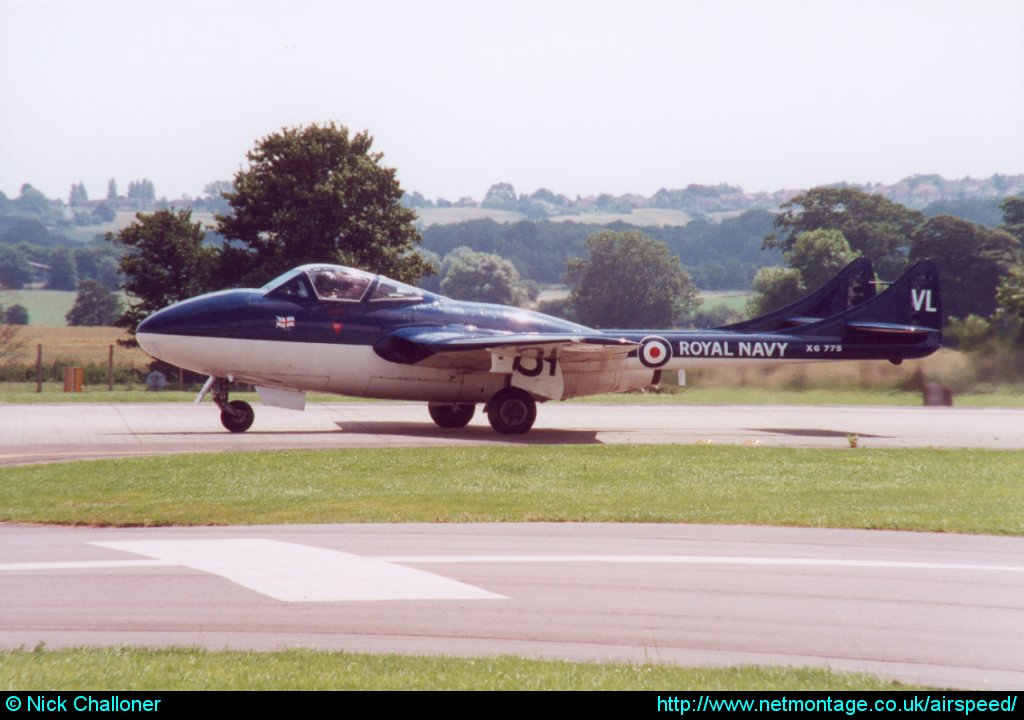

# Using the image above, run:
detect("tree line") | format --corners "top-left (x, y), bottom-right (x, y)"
top-left (419, 210), bottom-right (778, 290)
top-left (1, 122), bottom-right (1022, 348)
top-left (100, 122), bottom-right (1022, 348)
top-left (748, 188), bottom-right (1024, 349)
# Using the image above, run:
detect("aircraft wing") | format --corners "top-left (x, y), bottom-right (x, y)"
top-left (373, 325), bottom-right (639, 400)
top-left (374, 325), bottom-right (636, 368)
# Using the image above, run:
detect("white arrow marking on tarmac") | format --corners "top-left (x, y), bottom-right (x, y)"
top-left (88, 539), bottom-right (505, 602)
top-left (6, 547), bottom-right (1020, 602)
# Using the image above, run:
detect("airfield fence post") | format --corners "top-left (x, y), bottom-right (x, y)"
top-left (108, 345), bottom-right (114, 391)
top-left (35, 344), bottom-right (42, 393)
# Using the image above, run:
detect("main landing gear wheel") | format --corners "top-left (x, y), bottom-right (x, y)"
top-left (486, 387), bottom-right (537, 435)
top-left (220, 400), bottom-right (255, 433)
top-left (428, 403), bottom-right (476, 428)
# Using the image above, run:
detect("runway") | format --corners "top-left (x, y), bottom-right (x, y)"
top-left (2, 522), bottom-right (1022, 690)
top-left (1, 401), bottom-right (1023, 464)
top-left (2, 402), bottom-right (1021, 689)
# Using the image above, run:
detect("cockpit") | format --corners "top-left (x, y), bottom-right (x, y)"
top-left (310, 267), bottom-right (373, 301)
top-left (261, 264), bottom-right (429, 304)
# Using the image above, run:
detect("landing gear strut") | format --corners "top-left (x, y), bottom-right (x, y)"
top-left (212, 378), bottom-right (255, 433)
top-left (485, 387), bottom-right (537, 435)
top-left (428, 403), bottom-right (476, 428)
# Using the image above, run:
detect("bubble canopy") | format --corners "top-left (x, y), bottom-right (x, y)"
top-left (260, 264), bottom-right (430, 303)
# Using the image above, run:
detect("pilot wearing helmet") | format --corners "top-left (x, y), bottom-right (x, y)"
top-left (314, 270), bottom-right (343, 299)
top-left (313, 268), bottom-right (369, 301)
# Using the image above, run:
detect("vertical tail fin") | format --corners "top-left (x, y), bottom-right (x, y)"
top-left (720, 257), bottom-right (876, 332)
top-left (845, 259), bottom-right (941, 332)
top-left (794, 260), bottom-right (943, 345)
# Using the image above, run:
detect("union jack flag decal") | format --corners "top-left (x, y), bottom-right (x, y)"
top-left (275, 316), bottom-right (295, 330)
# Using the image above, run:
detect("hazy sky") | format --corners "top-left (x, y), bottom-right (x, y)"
top-left (2, 0), bottom-right (1023, 203)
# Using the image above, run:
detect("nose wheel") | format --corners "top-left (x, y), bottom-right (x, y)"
top-left (220, 400), bottom-right (255, 433)
top-left (210, 377), bottom-right (255, 433)
top-left (486, 387), bottom-right (537, 434)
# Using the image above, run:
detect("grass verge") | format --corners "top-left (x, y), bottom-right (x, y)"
top-left (1, 446), bottom-right (1020, 534)
top-left (573, 387), bottom-right (1024, 406)
top-left (0, 647), bottom-right (916, 690)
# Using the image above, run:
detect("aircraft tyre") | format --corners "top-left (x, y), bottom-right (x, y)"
top-left (428, 403), bottom-right (476, 428)
top-left (220, 400), bottom-right (255, 433)
top-left (486, 388), bottom-right (537, 434)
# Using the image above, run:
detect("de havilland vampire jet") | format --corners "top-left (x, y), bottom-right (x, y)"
top-left (136, 257), bottom-right (942, 435)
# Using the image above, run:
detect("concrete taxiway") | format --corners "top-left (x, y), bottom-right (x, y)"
top-left (2, 522), bottom-right (1022, 690)
top-left (2, 403), bottom-right (1021, 689)
top-left (1, 402), bottom-right (1023, 464)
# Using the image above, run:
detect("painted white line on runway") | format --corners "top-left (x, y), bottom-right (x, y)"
top-left (90, 539), bottom-right (506, 602)
top-left (0, 560), bottom-right (175, 571)
top-left (377, 555), bottom-right (1024, 573)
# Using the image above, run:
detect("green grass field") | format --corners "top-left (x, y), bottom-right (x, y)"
top-left (699, 290), bottom-right (750, 314)
top-left (5, 291), bottom-right (134, 327)
top-left (4, 290), bottom-right (77, 326)
top-left (413, 206), bottom-right (693, 228)
top-left (549, 207), bottom-right (693, 227)
top-left (1, 445), bottom-right (1020, 533)
top-left (3, 444), bottom-right (1011, 689)
top-left (0, 647), bottom-right (916, 691)
top-left (573, 386), bottom-right (1024, 406)
top-left (60, 211), bottom-right (217, 244)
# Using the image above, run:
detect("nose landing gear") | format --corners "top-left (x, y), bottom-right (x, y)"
top-left (209, 377), bottom-right (255, 433)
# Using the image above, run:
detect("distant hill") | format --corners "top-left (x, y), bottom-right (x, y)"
top-left (415, 206), bottom-right (695, 228)
top-left (405, 174), bottom-right (1024, 227)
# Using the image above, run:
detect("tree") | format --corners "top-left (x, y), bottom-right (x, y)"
top-left (4, 303), bottom-right (29, 325)
top-left (73, 245), bottom-right (121, 289)
top-left (439, 247), bottom-right (530, 306)
top-left (565, 230), bottom-right (698, 329)
top-left (995, 264), bottom-right (1024, 345)
top-left (109, 209), bottom-right (217, 344)
top-left (748, 228), bottom-right (857, 318)
top-left (14, 183), bottom-right (54, 218)
top-left (126, 179), bottom-right (156, 208)
top-left (783, 228), bottom-right (858, 290)
top-left (481, 182), bottom-right (517, 211)
top-left (107, 178), bottom-right (118, 202)
top-left (0, 289), bottom-right (27, 370)
top-left (747, 266), bottom-right (805, 317)
top-left (1, 219), bottom-right (58, 247)
top-left (202, 180), bottom-right (233, 214)
top-left (46, 247), bottom-right (79, 290)
top-left (909, 214), bottom-right (1020, 319)
top-left (66, 280), bottom-right (122, 326)
top-left (215, 122), bottom-right (432, 287)
top-left (1000, 196), bottom-right (1024, 243)
top-left (765, 187), bottom-right (922, 278)
top-left (69, 182), bottom-right (89, 206)
top-left (92, 202), bottom-right (115, 223)
top-left (0, 246), bottom-right (33, 289)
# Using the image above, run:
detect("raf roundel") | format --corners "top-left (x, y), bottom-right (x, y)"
top-left (639, 336), bottom-right (672, 369)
